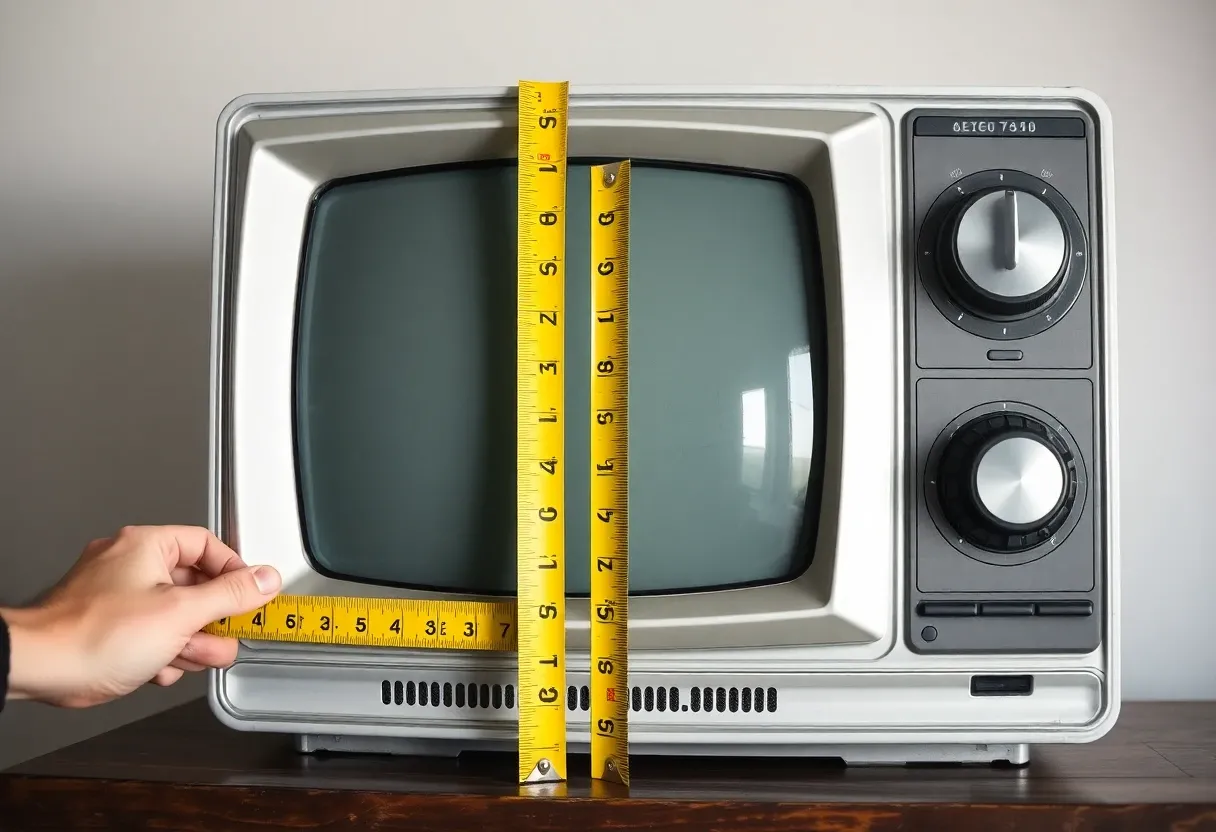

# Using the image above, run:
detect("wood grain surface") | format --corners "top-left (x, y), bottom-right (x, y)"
top-left (1, 699), bottom-right (1213, 830)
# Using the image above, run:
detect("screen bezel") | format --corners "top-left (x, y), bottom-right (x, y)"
top-left (213, 90), bottom-right (899, 652)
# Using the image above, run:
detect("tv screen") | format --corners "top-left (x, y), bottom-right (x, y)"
top-left (293, 160), bottom-right (826, 597)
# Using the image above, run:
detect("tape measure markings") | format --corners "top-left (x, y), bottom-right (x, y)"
top-left (589, 160), bottom-right (631, 787)
top-left (516, 78), bottom-right (569, 786)
top-left (207, 595), bottom-right (516, 651)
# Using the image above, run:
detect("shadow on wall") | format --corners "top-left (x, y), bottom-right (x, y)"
top-left (0, 253), bottom-right (215, 767)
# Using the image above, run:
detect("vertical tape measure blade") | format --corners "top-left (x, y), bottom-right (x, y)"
top-left (589, 160), bottom-right (631, 786)
top-left (517, 79), bottom-right (569, 785)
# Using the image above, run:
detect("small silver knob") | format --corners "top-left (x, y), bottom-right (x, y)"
top-left (955, 189), bottom-right (1066, 300)
top-left (974, 436), bottom-right (1065, 527)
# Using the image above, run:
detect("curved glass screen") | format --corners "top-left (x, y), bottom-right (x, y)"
top-left (294, 161), bottom-right (825, 595)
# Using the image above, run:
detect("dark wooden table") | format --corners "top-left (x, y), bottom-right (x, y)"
top-left (1, 699), bottom-right (1214, 830)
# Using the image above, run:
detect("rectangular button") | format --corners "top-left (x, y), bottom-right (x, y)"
top-left (1035, 601), bottom-right (1094, 616)
top-left (986, 349), bottom-right (1024, 361)
top-left (919, 602), bottom-right (978, 617)
top-left (980, 602), bottom-right (1035, 616)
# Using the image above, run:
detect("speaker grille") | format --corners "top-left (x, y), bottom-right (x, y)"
top-left (380, 680), bottom-right (778, 715)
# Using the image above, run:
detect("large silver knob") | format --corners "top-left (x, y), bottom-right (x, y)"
top-left (974, 435), bottom-right (1065, 527)
top-left (934, 411), bottom-right (1077, 554)
top-left (944, 187), bottom-right (1068, 318)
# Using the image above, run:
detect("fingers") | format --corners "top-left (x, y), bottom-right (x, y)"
top-left (175, 564), bottom-right (282, 628)
top-left (165, 525), bottom-right (246, 577)
top-left (161, 633), bottom-right (242, 678)
top-left (178, 632), bottom-right (240, 669)
top-left (158, 652), bottom-right (232, 680)
top-left (121, 524), bottom-right (246, 578)
top-left (170, 566), bottom-right (206, 587)
top-left (160, 632), bottom-right (243, 681)
top-left (150, 666), bottom-right (184, 687)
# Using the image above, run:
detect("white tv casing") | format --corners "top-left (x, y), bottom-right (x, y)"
top-left (206, 85), bottom-right (1119, 765)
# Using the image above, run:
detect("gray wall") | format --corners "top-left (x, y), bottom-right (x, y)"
top-left (1, 0), bottom-right (1212, 770)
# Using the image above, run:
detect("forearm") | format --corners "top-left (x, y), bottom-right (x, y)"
top-left (0, 606), bottom-right (62, 704)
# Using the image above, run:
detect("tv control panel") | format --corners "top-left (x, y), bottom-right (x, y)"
top-left (903, 108), bottom-right (1106, 655)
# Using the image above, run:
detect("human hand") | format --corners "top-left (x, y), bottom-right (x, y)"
top-left (1, 525), bottom-right (281, 708)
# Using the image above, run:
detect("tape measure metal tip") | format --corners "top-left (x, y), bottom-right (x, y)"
top-left (522, 757), bottom-right (564, 785)
top-left (599, 757), bottom-right (628, 785)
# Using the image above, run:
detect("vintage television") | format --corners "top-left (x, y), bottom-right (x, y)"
top-left (206, 84), bottom-right (1120, 765)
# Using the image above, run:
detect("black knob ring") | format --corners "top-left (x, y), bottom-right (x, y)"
top-left (923, 401), bottom-right (1089, 567)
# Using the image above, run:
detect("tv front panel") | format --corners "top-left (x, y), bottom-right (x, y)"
top-left (208, 85), bottom-right (1119, 766)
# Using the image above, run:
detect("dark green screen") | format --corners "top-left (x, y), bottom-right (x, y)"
top-left (295, 162), bottom-right (822, 595)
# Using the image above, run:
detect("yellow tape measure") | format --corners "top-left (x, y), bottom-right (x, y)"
top-left (516, 78), bottom-right (570, 786)
top-left (207, 596), bottom-right (516, 651)
top-left (589, 159), bottom-right (630, 786)
top-left (205, 80), bottom-right (631, 789)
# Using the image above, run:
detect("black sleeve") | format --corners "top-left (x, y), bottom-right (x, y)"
top-left (0, 612), bottom-right (10, 712)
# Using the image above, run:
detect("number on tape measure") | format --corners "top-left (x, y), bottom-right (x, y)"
top-left (205, 595), bottom-right (516, 651)
top-left (517, 78), bottom-right (569, 786)
top-left (589, 160), bottom-right (631, 787)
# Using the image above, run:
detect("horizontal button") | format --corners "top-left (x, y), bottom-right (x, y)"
top-left (980, 602), bottom-right (1035, 616)
top-left (1035, 601), bottom-right (1094, 616)
top-left (919, 602), bottom-right (978, 617)
top-left (986, 349), bottom-right (1024, 361)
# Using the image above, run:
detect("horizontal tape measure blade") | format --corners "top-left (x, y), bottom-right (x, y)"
top-left (205, 595), bottom-right (517, 650)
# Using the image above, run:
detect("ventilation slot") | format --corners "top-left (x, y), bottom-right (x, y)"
top-left (380, 680), bottom-right (516, 710)
top-left (564, 684), bottom-right (778, 715)
top-left (382, 680), bottom-right (777, 716)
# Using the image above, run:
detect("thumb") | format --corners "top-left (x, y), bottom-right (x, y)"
top-left (180, 565), bottom-right (283, 626)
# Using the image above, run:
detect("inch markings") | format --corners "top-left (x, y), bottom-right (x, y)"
top-left (589, 160), bottom-right (631, 787)
top-left (516, 78), bottom-right (569, 787)
top-left (205, 595), bottom-right (516, 651)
